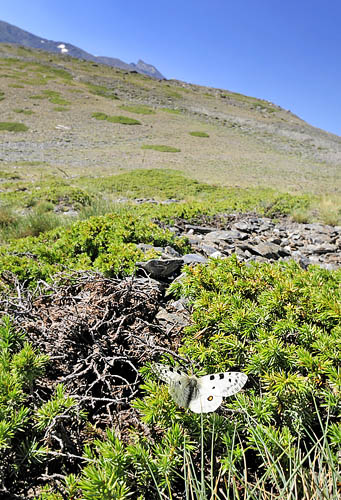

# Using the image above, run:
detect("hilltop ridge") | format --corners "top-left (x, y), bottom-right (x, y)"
top-left (0, 19), bottom-right (165, 79)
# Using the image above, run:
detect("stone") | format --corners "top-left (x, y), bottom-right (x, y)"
top-left (182, 253), bottom-right (208, 264)
top-left (136, 258), bottom-right (183, 278)
top-left (184, 224), bottom-right (216, 234)
top-left (247, 242), bottom-right (282, 259)
top-left (204, 230), bottom-right (248, 242)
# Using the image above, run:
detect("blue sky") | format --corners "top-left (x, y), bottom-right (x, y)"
top-left (2, 0), bottom-right (340, 136)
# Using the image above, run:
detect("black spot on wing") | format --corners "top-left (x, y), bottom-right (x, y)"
top-left (210, 375), bottom-right (215, 381)
top-left (169, 367), bottom-right (174, 372)
top-left (219, 373), bottom-right (224, 380)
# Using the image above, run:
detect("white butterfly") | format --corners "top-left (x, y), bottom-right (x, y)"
top-left (153, 363), bottom-right (247, 413)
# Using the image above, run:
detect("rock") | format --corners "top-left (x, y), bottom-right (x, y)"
top-left (209, 250), bottom-right (225, 259)
top-left (314, 244), bottom-right (338, 255)
top-left (232, 221), bottom-right (253, 232)
top-left (184, 224), bottom-right (216, 234)
top-left (243, 242), bottom-right (282, 259)
top-left (200, 244), bottom-right (220, 256)
top-left (204, 230), bottom-right (248, 243)
top-left (136, 258), bottom-right (183, 278)
top-left (182, 254), bottom-right (208, 265)
top-left (164, 246), bottom-right (182, 257)
top-left (155, 307), bottom-right (191, 328)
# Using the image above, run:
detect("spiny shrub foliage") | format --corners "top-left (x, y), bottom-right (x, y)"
top-left (0, 212), bottom-right (189, 287)
top-left (167, 257), bottom-right (341, 434)
top-left (0, 259), bottom-right (340, 498)
top-left (0, 317), bottom-right (47, 479)
top-left (0, 317), bottom-right (85, 496)
top-left (67, 258), bottom-right (340, 499)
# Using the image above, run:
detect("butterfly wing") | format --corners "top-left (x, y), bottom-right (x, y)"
top-left (152, 363), bottom-right (197, 409)
top-left (189, 371), bottom-right (248, 413)
top-left (152, 363), bottom-right (186, 383)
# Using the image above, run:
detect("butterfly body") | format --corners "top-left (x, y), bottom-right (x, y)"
top-left (153, 363), bottom-right (247, 413)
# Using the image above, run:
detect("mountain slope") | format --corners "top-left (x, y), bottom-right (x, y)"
top-left (0, 19), bottom-right (165, 79)
top-left (0, 43), bottom-right (340, 200)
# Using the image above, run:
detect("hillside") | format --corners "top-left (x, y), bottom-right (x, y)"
top-left (0, 43), bottom-right (340, 201)
top-left (0, 19), bottom-right (165, 78)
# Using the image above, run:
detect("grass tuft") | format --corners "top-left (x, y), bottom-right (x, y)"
top-left (189, 131), bottom-right (210, 138)
top-left (119, 104), bottom-right (155, 114)
top-left (0, 122), bottom-right (29, 132)
top-left (92, 112), bottom-right (141, 125)
top-left (13, 108), bottom-right (34, 115)
top-left (141, 145), bottom-right (181, 152)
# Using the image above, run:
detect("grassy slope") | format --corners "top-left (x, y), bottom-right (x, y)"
top-left (0, 43), bottom-right (340, 201)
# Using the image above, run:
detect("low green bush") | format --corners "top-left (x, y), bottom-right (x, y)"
top-left (119, 104), bottom-right (155, 114)
top-left (160, 107), bottom-right (182, 114)
top-left (49, 96), bottom-right (70, 106)
top-left (107, 115), bottom-right (141, 125)
top-left (0, 122), bottom-right (28, 132)
top-left (92, 112), bottom-right (141, 125)
top-left (141, 145), bottom-right (181, 152)
top-left (0, 317), bottom-right (49, 485)
top-left (86, 83), bottom-right (119, 100)
top-left (189, 131), bottom-right (210, 137)
top-left (13, 108), bottom-right (34, 115)
top-left (91, 112), bottom-right (108, 120)
top-left (0, 211), bottom-right (189, 287)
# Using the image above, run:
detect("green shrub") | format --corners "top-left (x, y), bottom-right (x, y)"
top-left (0, 316), bottom-right (48, 479)
top-left (86, 83), bottom-right (119, 100)
top-left (92, 112), bottom-right (141, 125)
top-left (49, 96), bottom-right (70, 106)
top-left (141, 145), bottom-right (180, 152)
top-left (92, 112), bottom-right (109, 120)
top-left (13, 108), bottom-right (34, 115)
top-left (0, 122), bottom-right (28, 132)
top-left (106, 115), bottom-right (141, 125)
top-left (53, 106), bottom-right (69, 112)
top-left (160, 107), bottom-right (182, 114)
top-left (0, 212), bottom-right (189, 287)
top-left (189, 131), bottom-right (210, 138)
top-left (119, 104), bottom-right (155, 114)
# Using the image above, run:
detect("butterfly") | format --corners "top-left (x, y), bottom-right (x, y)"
top-left (152, 363), bottom-right (247, 413)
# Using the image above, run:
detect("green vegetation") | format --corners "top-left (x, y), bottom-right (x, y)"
top-left (119, 104), bottom-right (155, 114)
top-left (189, 131), bottom-right (210, 137)
top-left (0, 46), bottom-right (340, 497)
top-left (163, 85), bottom-right (182, 98)
top-left (86, 83), bottom-right (119, 99)
top-left (0, 122), bottom-right (28, 132)
top-left (0, 211), bottom-right (189, 286)
top-left (160, 107), bottom-right (182, 114)
top-left (8, 83), bottom-right (25, 88)
top-left (0, 317), bottom-right (82, 492)
top-left (107, 115), bottom-right (142, 125)
top-left (1, 255), bottom-right (339, 498)
top-left (92, 112), bottom-right (141, 125)
top-left (53, 106), bottom-right (69, 112)
top-left (0, 91), bottom-right (4, 101)
top-left (13, 108), bottom-right (34, 115)
top-left (49, 96), bottom-right (70, 106)
top-left (141, 145), bottom-right (181, 152)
